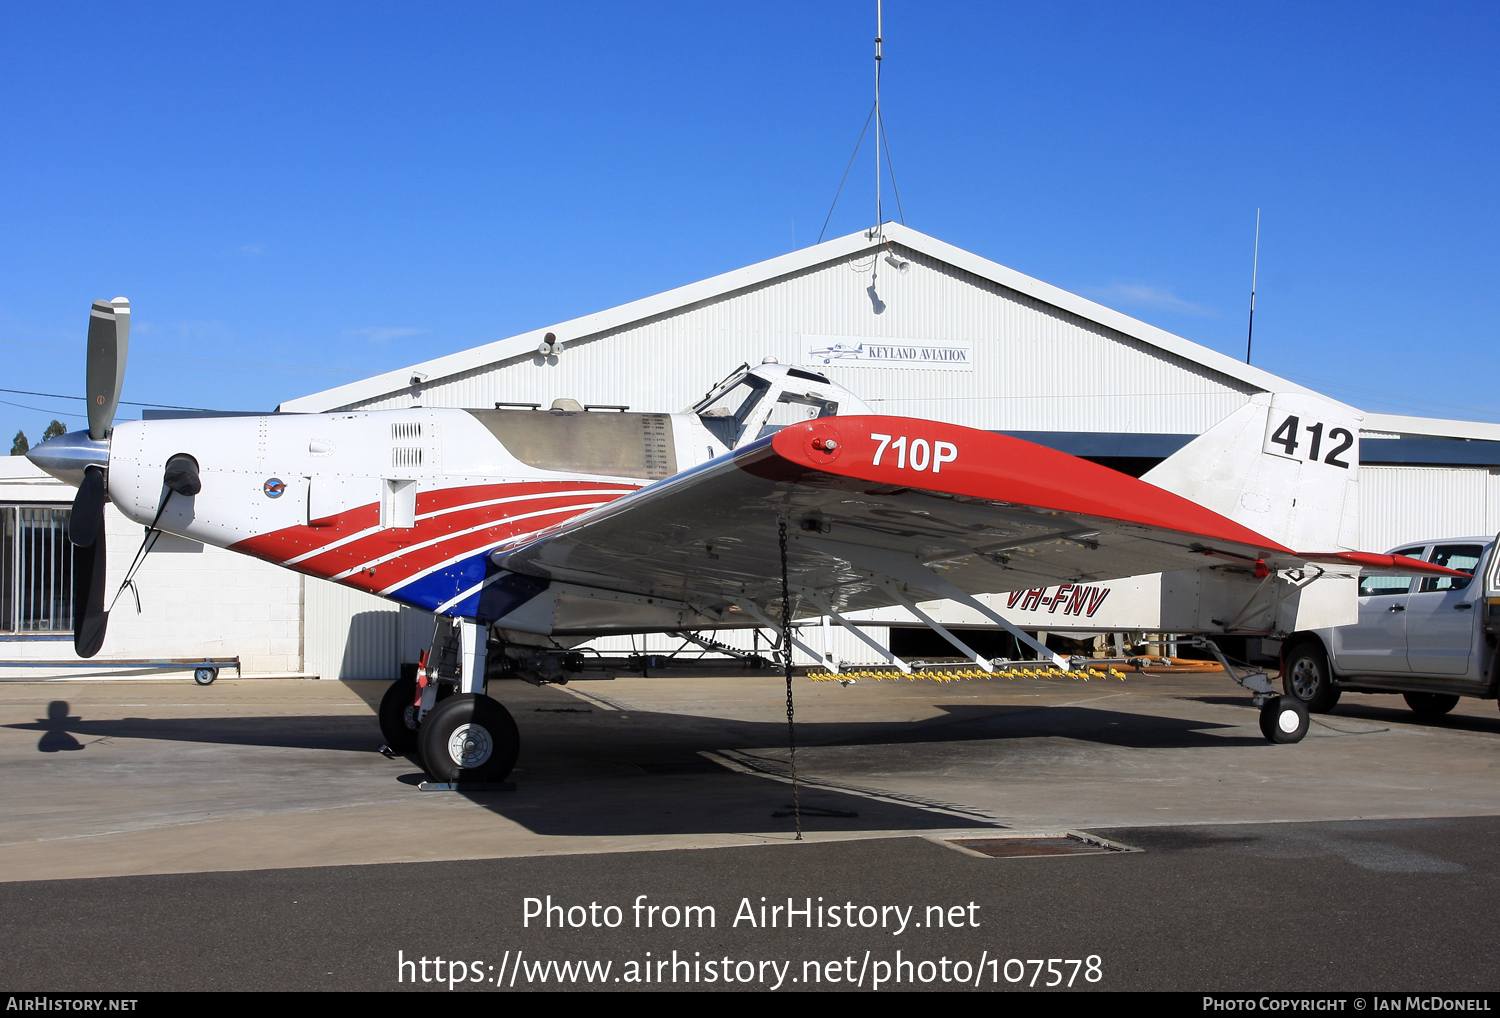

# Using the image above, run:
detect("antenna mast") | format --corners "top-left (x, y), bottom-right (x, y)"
top-left (1245, 208), bottom-right (1260, 364)
top-left (873, 0), bottom-right (883, 241)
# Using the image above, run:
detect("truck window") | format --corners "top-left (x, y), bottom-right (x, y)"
top-left (1420, 544), bottom-right (1483, 593)
top-left (1359, 575), bottom-right (1412, 597)
top-left (1358, 546), bottom-right (1424, 597)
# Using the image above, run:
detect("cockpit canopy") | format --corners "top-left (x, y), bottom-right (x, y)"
top-left (687, 361), bottom-right (874, 449)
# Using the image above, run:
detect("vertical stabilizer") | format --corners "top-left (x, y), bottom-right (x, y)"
top-left (1142, 392), bottom-right (1363, 553)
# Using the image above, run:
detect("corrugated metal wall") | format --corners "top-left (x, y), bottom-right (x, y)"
top-left (304, 575), bottom-right (401, 680)
top-left (1360, 466), bottom-right (1500, 551)
top-left (339, 244), bottom-right (1258, 435)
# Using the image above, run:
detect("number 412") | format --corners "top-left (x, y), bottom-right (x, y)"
top-left (1264, 415), bottom-right (1354, 469)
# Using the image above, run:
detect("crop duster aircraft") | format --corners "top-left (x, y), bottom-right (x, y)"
top-left (28, 298), bottom-right (1464, 784)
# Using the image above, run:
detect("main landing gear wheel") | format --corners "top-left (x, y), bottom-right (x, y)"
top-left (378, 676), bottom-right (455, 753)
top-left (418, 693), bottom-right (520, 784)
top-left (379, 675), bottom-right (422, 753)
top-left (1259, 694), bottom-right (1310, 744)
top-left (1282, 642), bottom-right (1340, 713)
top-left (1403, 692), bottom-right (1459, 717)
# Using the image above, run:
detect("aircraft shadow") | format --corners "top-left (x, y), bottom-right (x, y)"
top-left (827, 703), bottom-right (1261, 750)
top-left (385, 749), bottom-right (971, 837)
top-left (1324, 702), bottom-right (1500, 735)
top-left (1189, 694), bottom-right (1500, 736)
top-left (414, 701), bottom-right (1261, 837)
top-left (6, 700), bottom-right (1258, 756)
top-left (7, 702), bottom-right (378, 754)
top-left (6, 696), bottom-right (1265, 839)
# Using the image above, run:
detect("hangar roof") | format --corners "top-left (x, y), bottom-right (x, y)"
top-left (277, 223), bottom-right (1500, 443)
top-left (279, 223), bottom-right (1314, 414)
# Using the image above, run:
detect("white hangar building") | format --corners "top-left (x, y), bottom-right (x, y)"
top-left (4, 224), bottom-right (1498, 677)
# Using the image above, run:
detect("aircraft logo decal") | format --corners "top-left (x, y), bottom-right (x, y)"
top-left (263, 478), bottom-right (286, 499)
top-left (807, 341), bottom-right (865, 364)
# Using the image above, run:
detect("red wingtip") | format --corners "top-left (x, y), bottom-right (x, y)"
top-left (1300, 551), bottom-right (1470, 577)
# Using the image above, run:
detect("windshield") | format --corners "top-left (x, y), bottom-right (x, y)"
top-left (696, 374), bottom-right (769, 447)
top-left (756, 392), bottom-right (839, 440)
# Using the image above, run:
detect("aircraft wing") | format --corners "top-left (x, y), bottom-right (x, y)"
top-left (494, 415), bottom-right (1461, 621)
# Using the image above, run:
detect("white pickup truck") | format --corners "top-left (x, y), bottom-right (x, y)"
top-left (1282, 535), bottom-right (1500, 716)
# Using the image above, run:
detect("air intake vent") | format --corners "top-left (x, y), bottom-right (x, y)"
top-left (391, 422), bottom-right (423, 441)
top-left (392, 447), bottom-right (423, 467)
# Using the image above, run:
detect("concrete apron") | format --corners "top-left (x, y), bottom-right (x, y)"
top-left (2, 671), bottom-right (1498, 882)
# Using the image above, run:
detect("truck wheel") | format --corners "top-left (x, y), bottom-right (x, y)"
top-left (1282, 642), bottom-right (1340, 713)
top-left (1403, 692), bottom-right (1459, 717)
top-left (1259, 695), bottom-right (1310, 744)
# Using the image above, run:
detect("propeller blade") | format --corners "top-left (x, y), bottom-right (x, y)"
top-left (86, 297), bottom-right (129, 441)
top-left (73, 553), bottom-right (109, 658)
top-left (70, 466), bottom-right (109, 657)
top-left (69, 465), bottom-right (106, 547)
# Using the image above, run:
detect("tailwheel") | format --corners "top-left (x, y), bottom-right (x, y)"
top-left (418, 693), bottom-right (520, 784)
top-left (1259, 694), bottom-right (1310, 744)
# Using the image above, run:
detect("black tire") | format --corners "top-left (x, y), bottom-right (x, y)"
top-left (193, 667), bottom-right (218, 686)
top-left (1403, 692), bottom-right (1460, 717)
top-left (417, 693), bottom-right (520, 784)
top-left (1282, 642), bottom-right (1340, 713)
top-left (379, 675), bottom-right (421, 753)
top-left (378, 677), bottom-right (455, 752)
top-left (1259, 694), bottom-right (1310, 744)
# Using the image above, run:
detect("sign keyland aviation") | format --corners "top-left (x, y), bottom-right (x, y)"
top-left (27, 299), bottom-right (1462, 784)
top-left (800, 335), bottom-right (974, 371)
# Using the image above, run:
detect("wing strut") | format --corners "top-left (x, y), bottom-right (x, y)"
top-left (732, 599), bottom-right (841, 673)
top-left (795, 587), bottom-right (912, 674)
top-left (867, 575), bottom-right (994, 671)
top-left (804, 537), bottom-right (1071, 670)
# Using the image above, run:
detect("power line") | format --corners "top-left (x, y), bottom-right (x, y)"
top-left (1, 398), bottom-right (87, 420)
top-left (0, 388), bottom-right (213, 411)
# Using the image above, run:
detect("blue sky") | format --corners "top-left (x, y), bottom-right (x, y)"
top-left (2, 1), bottom-right (1496, 445)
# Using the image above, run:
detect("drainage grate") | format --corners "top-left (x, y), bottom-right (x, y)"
top-left (945, 835), bottom-right (1126, 858)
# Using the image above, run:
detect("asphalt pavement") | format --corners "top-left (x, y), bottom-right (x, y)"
top-left (2, 815), bottom-right (1497, 991)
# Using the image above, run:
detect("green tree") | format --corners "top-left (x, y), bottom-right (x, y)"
top-left (41, 420), bottom-right (66, 441)
top-left (10, 430), bottom-right (28, 456)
